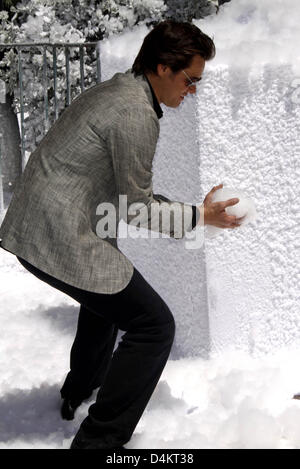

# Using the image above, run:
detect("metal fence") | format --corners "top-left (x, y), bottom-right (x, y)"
top-left (0, 41), bottom-right (101, 213)
top-left (0, 133), bottom-right (3, 218)
top-left (0, 41), bottom-right (101, 169)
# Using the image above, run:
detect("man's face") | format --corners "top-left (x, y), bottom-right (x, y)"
top-left (157, 54), bottom-right (205, 108)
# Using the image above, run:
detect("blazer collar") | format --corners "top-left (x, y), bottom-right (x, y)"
top-left (143, 75), bottom-right (163, 119)
top-left (128, 69), bottom-right (163, 119)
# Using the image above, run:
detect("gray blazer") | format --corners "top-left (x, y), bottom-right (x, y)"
top-left (0, 70), bottom-right (195, 293)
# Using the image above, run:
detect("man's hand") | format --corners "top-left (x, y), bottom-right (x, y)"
top-left (197, 184), bottom-right (245, 228)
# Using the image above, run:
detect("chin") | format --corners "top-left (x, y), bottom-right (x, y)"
top-left (163, 98), bottom-right (180, 108)
top-left (170, 101), bottom-right (181, 108)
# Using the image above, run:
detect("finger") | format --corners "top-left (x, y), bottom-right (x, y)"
top-left (226, 215), bottom-right (238, 224)
top-left (210, 183), bottom-right (223, 192)
top-left (227, 222), bottom-right (240, 228)
top-left (219, 212), bottom-right (237, 222)
top-left (228, 216), bottom-right (245, 225)
top-left (214, 219), bottom-right (243, 229)
top-left (216, 224), bottom-right (239, 229)
top-left (204, 184), bottom-right (223, 204)
top-left (231, 221), bottom-right (244, 228)
top-left (219, 217), bottom-right (242, 228)
top-left (232, 216), bottom-right (246, 226)
top-left (221, 198), bottom-right (239, 209)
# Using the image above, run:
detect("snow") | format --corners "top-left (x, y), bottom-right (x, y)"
top-left (1, 0), bottom-right (300, 449)
top-left (205, 186), bottom-right (257, 239)
top-left (194, 0), bottom-right (300, 356)
top-left (196, 0), bottom-right (300, 74)
top-left (1, 247), bottom-right (300, 449)
top-left (99, 0), bottom-right (300, 358)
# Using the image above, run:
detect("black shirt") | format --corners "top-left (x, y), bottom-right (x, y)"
top-left (144, 74), bottom-right (163, 120)
top-left (145, 74), bottom-right (198, 230)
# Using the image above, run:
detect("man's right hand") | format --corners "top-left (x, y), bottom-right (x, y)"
top-left (197, 184), bottom-right (245, 229)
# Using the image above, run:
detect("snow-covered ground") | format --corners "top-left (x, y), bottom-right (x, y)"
top-left (2, 247), bottom-right (300, 449)
top-left (1, 0), bottom-right (300, 449)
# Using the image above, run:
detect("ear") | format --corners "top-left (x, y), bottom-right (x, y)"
top-left (157, 63), bottom-right (168, 77)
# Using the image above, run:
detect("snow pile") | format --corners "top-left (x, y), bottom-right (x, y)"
top-left (1, 0), bottom-right (300, 448)
top-left (1, 249), bottom-right (300, 449)
top-left (97, 0), bottom-right (300, 358)
top-left (193, 0), bottom-right (300, 355)
top-left (134, 350), bottom-right (300, 449)
top-left (99, 0), bottom-right (300, 77)
top-left (196, 0), bottom-right (300, 73)
top-left (100, 25), bottom-right (149, 80)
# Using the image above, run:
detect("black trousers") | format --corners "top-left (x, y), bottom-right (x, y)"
top-left (16, 256), bottom-right (175, 449)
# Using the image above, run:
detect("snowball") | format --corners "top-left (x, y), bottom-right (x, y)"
top-left (205, 187), bottom-right (257, 238)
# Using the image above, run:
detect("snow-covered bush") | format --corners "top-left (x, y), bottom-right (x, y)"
top-left (1, 1), bottom-right (97, 152)
top-left (164, 0), bottom-right (218, 22)
top-left (0, 0), bottom-right (219, 154)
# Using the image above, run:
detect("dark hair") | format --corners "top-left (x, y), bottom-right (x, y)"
top-left (132, 20), bottom-right (216, 76)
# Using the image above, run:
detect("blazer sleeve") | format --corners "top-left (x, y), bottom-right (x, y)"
top-left (105, 106), bottom-right (197, 239)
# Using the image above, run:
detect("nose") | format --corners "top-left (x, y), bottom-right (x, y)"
top-left (188, 86), bottom-right (197, 94)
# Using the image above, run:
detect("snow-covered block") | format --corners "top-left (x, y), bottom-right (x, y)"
top-left (101, 0), bottom-right (300, 358)
top-left (195, 0), bottom-right (300, 355)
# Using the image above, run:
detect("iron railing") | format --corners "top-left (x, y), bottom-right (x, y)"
top-left (0, 133), bottom-right (3, 219)
top-left (0, 41), bottom-right (101, 212)
top-left (0, 41), bottom-right (101, 168)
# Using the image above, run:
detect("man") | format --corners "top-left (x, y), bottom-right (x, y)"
top-left (0, 21), bottom-right (242, 449)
